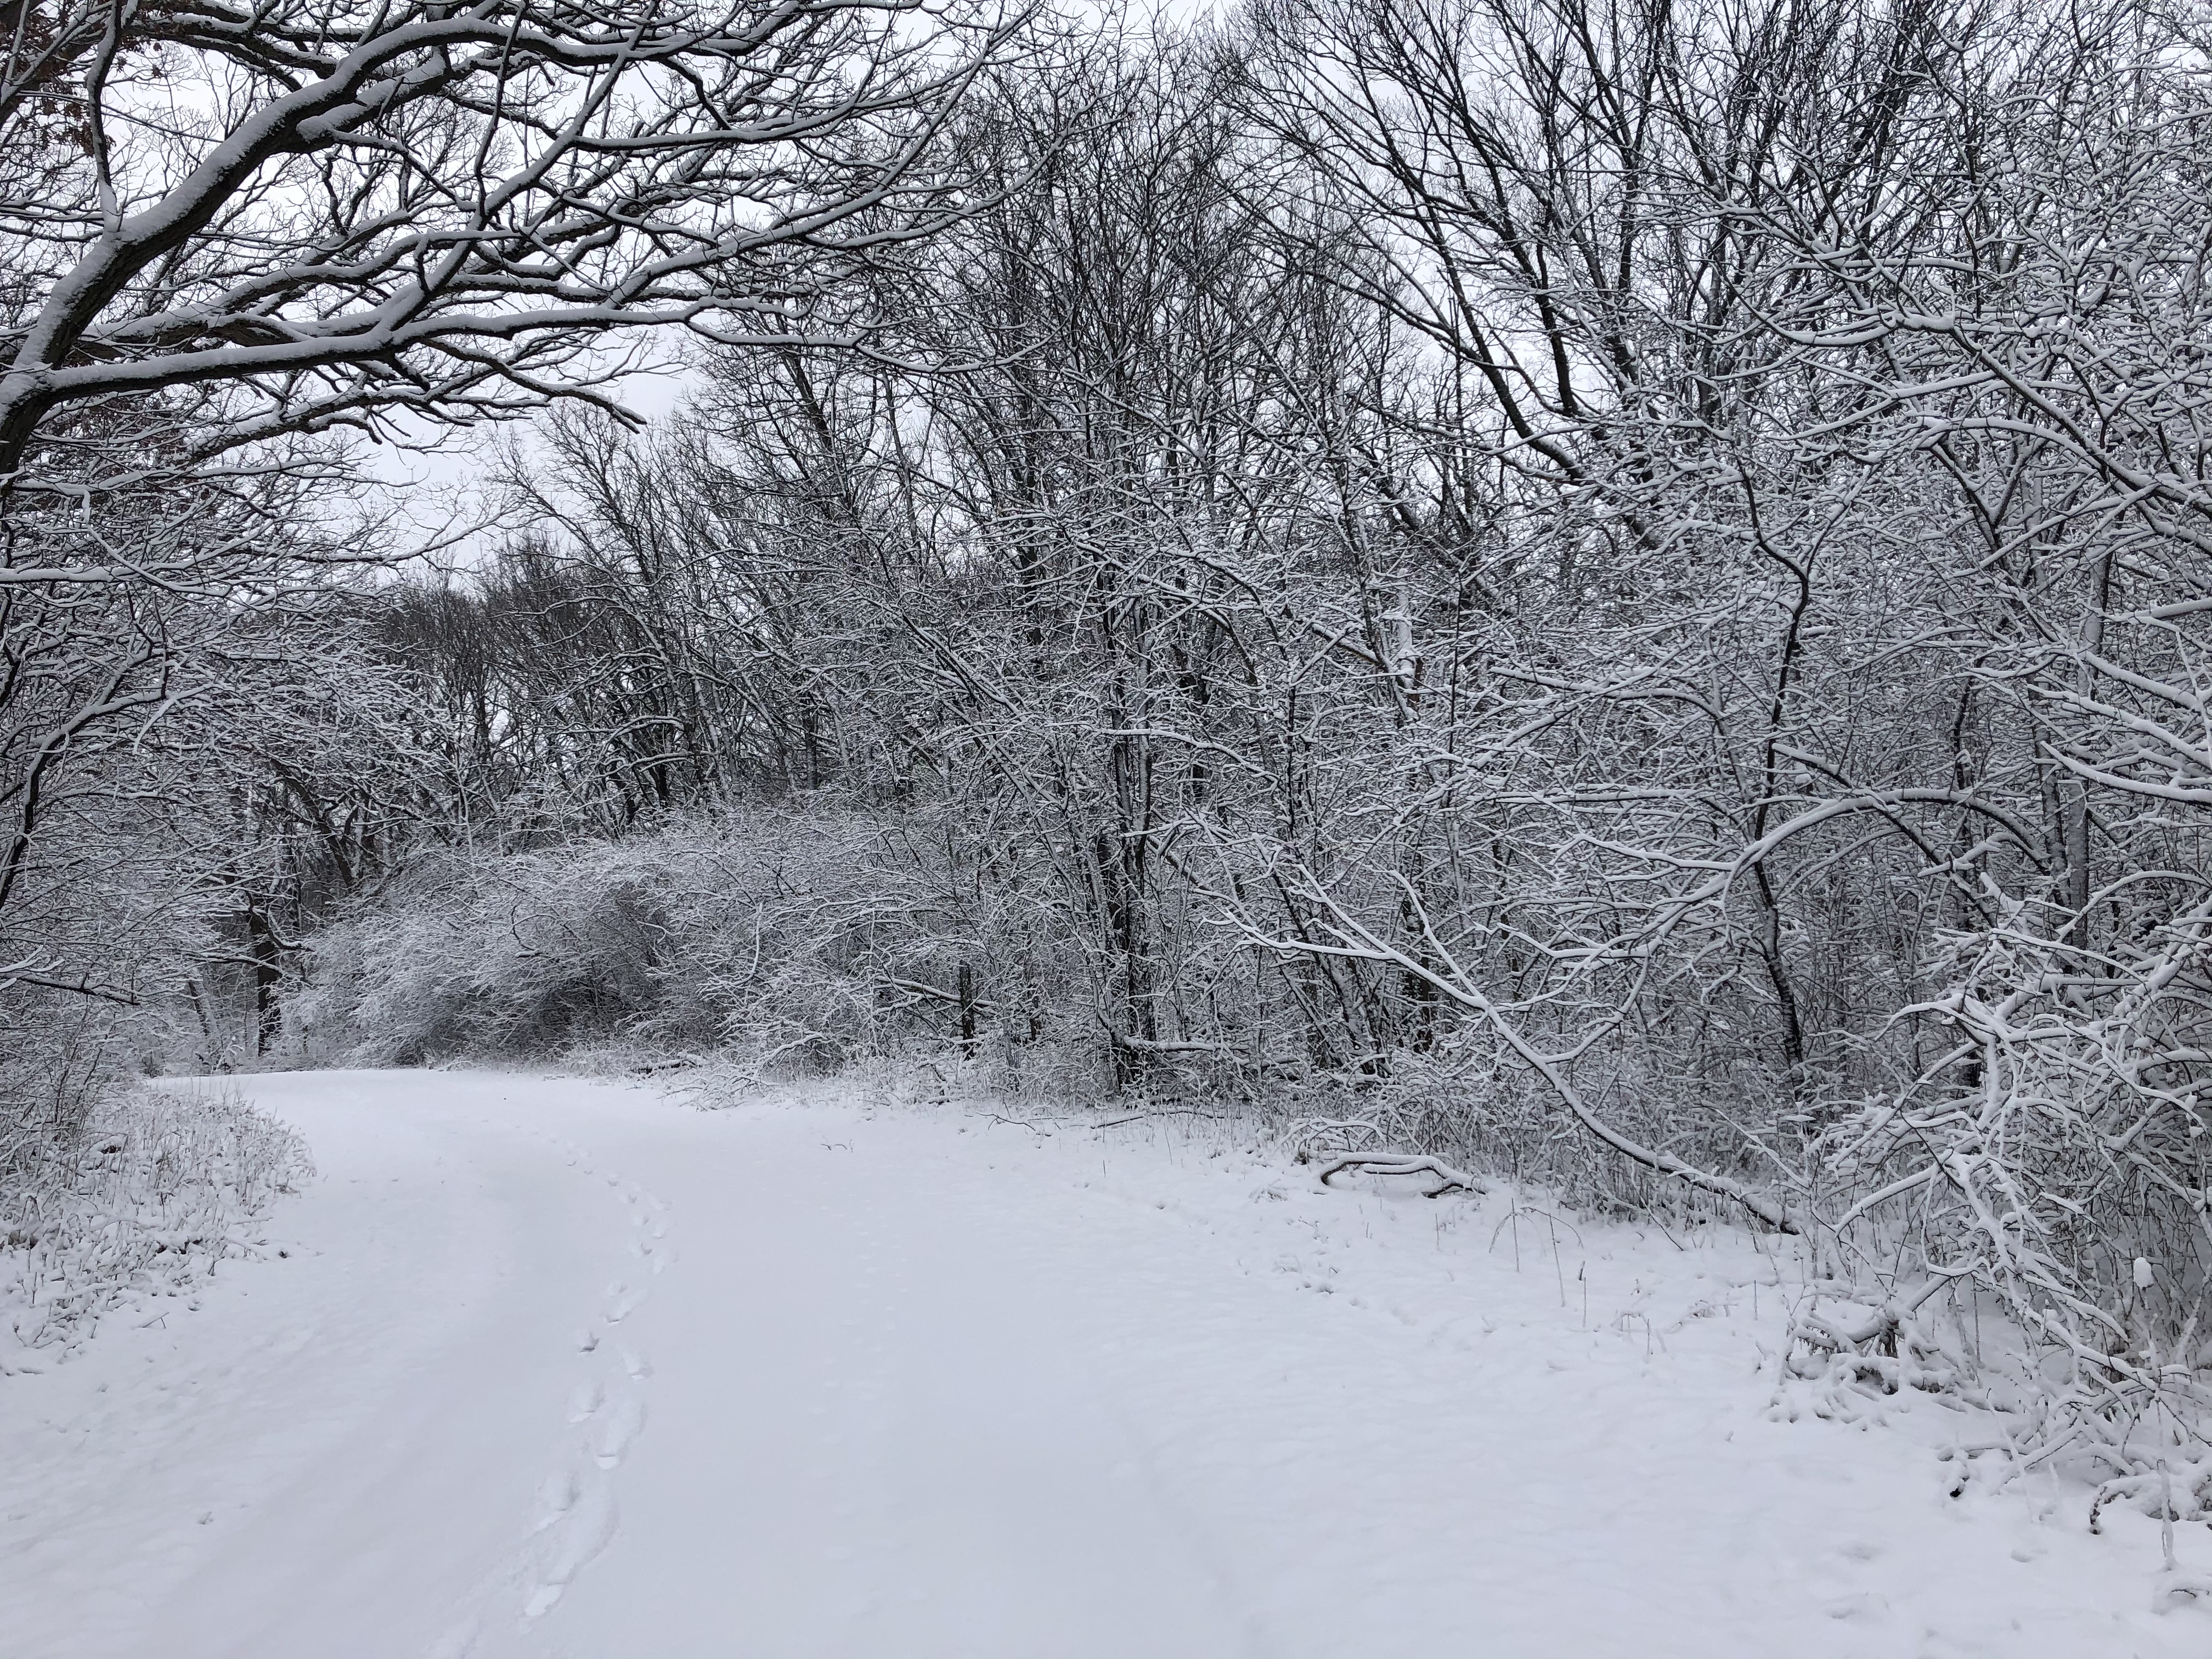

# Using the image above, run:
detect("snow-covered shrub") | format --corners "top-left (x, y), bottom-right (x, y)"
top-left (293, 845), bottom-right (680, 1062)
top-left (0, 1083), bottom-right (313, 1367)
top-left (288, 806), bottom-right (1087, 1077)
top-left (1772, 896), bottom-right (2212, 1478)
top-left (0, 1002), bottom-right (115, 1171)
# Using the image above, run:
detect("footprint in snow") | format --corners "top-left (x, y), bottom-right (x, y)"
top-left (566, 1381), bottom-right (603, 1423)
top-left (524, 1483), bottom-right (619, 1620)
top-left (1822, 1591), bottom-right (1890, 1621)
top-left (531, 1470), bottom-right (580, 1532)
top-left (594, 1395), bottom-right (647, 1468)
top-left (603, 1282), bottom-right (645, 1322)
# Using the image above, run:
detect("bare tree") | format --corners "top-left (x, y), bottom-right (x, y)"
top-left (296, 0), bottom-right (2212, 1477)
top-left (0, 0), bottom-right (1017, 1132)
top-left (0, 0), bottom-right (1015, 470)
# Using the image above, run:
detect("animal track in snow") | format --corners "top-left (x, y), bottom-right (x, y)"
top-left (467, 1137), bottom-right (666, 1635)
top-left (603, 1280), bottom-right (646, 1323)
top-left (594, 1394), bottom-right (647, 1468)
top-left (523, 1481), bottom-right (619, 1620)
top-left (532, 1470), bottom-right (580, 1531)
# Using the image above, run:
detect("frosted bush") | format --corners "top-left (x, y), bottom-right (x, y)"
top-left (287, 808), bottom-right (1028, 1075)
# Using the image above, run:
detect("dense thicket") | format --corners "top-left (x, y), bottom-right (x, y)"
top-left (297, 0), bottom-right (2212, 1464)
top-left (8, 0), bottom-right (2212, 1464)
top-left (0, 0), bottom-right (1003, 1132)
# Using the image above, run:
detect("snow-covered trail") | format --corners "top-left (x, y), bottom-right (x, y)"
top-left (3, 1071), bottom-right (2206, 1658)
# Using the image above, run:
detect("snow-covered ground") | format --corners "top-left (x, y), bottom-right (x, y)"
top-left (2, 1070), bottom-right (2204, 1658)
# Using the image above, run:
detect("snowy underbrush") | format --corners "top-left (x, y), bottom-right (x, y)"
top-left (1212, 1039), bottom-right (2212, 1510)
top-left (285, 814), bottom-right (2212, 1503)
top-left (917, 1090), bottom-right (2212, 1633)
top-left (285, 810), bottom-right (1093, 1087)
top-left (1767, 1260), bottom-right (2212, 1542)
top-left (0, 1084), bottom-right (313, 1370)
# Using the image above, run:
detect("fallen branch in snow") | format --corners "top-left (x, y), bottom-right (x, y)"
top-left (1772, 1274), bottom-right (2003, 1431)
top-left (1308, 1152), bottom-right (1483, 1198)
top-left (1092, 1108), bottom-right (1236, 1130)
top-left (2090, 1456), bottom-right (2212, 1534)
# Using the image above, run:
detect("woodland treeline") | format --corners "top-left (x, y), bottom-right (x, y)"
top-left (9, 0), bottom-right (2212, 1458)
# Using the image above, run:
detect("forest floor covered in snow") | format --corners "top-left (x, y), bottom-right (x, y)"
top-left (1, 1069), bottom-right (2206, 1658)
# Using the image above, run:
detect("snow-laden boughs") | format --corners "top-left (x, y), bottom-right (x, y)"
top-left (36, 0), bottom-right (2212, 1474)
top-left (0, 0), bottom-right (1017, 1198)
top-left (0, 0), bottom-right (1017, 471)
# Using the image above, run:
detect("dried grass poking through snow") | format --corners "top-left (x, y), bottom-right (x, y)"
top-left (0, 1084), bottom-right (313, 1369)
